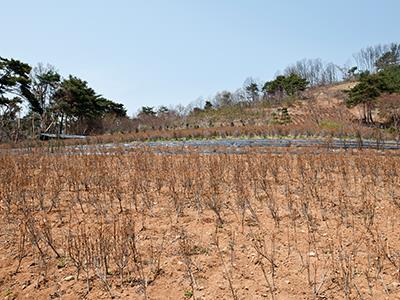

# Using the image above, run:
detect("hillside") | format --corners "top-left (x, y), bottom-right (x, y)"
top-left (182, 83), bottom-right (354, 129)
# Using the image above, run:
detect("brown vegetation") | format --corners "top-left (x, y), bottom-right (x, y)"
top-left (1, 147), bottom-right (400, 299)
top-left (378, 94), bottom-right (400, 128)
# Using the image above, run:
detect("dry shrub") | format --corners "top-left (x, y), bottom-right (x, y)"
top-left (1, 147), bottom-right (400, 298)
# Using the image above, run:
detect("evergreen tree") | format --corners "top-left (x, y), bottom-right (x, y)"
top-left (245, 82), bottom-right (259, 102)
top-left (53, 76), bottom-right (126, 133)
top-left (375, 44), bottom-right (400, 71)
top-left (263, 74), bottom-right (308, 98)
top-left (0, 57), bottom-right (33, 106)
top-left (204, 100), bottom-right (213, 110)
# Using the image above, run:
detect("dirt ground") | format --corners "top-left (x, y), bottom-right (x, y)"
top-left (1, 148), bottom-right (400, 299)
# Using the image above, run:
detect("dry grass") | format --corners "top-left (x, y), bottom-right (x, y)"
top-left (2, 120), bottom-right (398, 152)
top-left (1, 148), bottom-right (400, 299)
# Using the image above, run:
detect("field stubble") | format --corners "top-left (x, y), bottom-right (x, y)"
top-left (1, 147), bottom-right (400, 299)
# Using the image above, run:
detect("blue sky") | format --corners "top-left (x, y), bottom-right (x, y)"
top-left (2, 0), bottom-right (399, 115)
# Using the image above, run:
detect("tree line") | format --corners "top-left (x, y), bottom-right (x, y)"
top-left (1, 41), bottom-right (399, 142)
top-left (130, 41), bottom-right (400, 132)
top-left (0, 59), bottom-right (127, 142)
top-left (346, 45), bottom-right (400, 125)
top-left (165, 42), bottom-right (392, 116)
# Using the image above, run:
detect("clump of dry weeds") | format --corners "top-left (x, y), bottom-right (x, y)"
top-left (1, 148), bottom-right (400, 299)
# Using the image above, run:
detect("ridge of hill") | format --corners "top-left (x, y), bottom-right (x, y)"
top-left (184, 82), bottom-right (357, 129)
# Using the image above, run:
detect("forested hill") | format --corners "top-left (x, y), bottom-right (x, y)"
top-left (1, 42), bottom-right (400, 143)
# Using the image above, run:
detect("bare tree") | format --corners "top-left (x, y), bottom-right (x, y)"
top-left (231, 88), bottom-right (246, 104)
top-left (243, 77), bottom-right (261, 102)
top-left (352, 43), bottom-right (397, 73)
top-left (30, 63), bottom-right (61, 133)
top-left (284, 59), bottom-right (340, 87)
top-left (321, 63), bottom-right (340, 85)
top-left (213, 90), bottom-right (233, 107)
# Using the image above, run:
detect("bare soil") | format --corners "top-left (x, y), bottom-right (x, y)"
top-left (1, 148), bottom-right (400, 299)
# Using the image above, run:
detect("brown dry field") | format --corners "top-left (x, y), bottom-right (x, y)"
top-left (1, 147), bottom-right (400, 299)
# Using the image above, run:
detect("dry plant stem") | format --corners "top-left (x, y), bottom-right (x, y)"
top-left (214, 230), bottom-right (238, 300)
top-left (229, 230), bottom-right (236, 267)
top-left (258, 259), bottom-right (276, 300)
top-left (179, 231), bottom-right (198, 300)
top-left (3, 148), bottom-right (400, 298)
top-left (15, 221), bottom-right (27, 273)
top-left (251, 228), bottom-right (277, 300)
top-left (41, 216), bottom-right (61, 258)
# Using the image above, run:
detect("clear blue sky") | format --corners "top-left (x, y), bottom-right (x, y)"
top-left (2, 0), bottom-right (399, 115)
